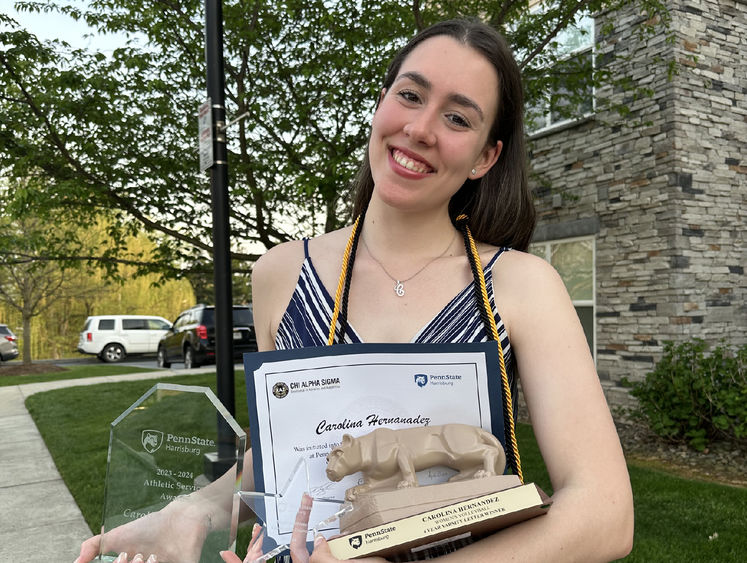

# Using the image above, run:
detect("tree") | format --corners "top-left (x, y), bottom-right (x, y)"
top-left (0, 214), bottom-right (82, 364)
top-left (0, 0), bottom-right (671, 278)
top-left (0, 210), bottom-right (196, 361)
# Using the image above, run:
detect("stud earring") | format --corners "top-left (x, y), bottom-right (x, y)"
top-left (471, 168), bottom-right (477, 176)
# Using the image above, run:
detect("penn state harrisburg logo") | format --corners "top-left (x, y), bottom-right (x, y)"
top-left (414, 373), bottom-right (428, 387)
top-left (272, 382), bottom-right (289, 399)
top-left (141, 430), bottom-right (164, 453)
top-left (348, 535), bottom-right (363, 549)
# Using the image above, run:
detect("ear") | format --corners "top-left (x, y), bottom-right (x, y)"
top-left (472, 140), bottom-right (503, 179)
top-left (375, 88), bottom-right (387, 110)
top-left (342, 434), bottom-right (354, 446)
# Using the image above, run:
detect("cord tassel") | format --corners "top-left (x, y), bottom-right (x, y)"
top-left (328, 214), bottom-right (363, 346)
top-left (456, 214), bottom-right (523, 483)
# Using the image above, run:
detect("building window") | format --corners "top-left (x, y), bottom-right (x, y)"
top-left (526, 10), bottom-right (595, 133)
top-left (529, 237), bottom-right (595, 356)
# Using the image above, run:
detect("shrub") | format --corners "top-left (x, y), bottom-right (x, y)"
top-left (631, 339), bottom-right (747, 451)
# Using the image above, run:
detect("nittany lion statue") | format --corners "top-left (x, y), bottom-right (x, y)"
top-left (326, 424), bottom-right (506, 500)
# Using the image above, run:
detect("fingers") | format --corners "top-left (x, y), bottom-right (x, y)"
top-left (309, 534), bottom-right (334, 562)
top-left (106, 553), bottom-right (158, 563)
top-left (244, 523), bottom-right (265, 563)
top-left (75, 534), bottom-right (102, 563)
top-left (289, 493), bottom-right (313, 563)
top-left (218, 524), bottom-right (263, 563)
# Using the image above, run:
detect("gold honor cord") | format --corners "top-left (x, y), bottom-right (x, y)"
top-left (328, 214), bottom-right (523, 483)
top-left (455, 214), bottom-right (523, 483)
top-left (327, 214), bottom-right (363, 346)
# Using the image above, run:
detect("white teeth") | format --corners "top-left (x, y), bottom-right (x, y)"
top-left (392, 150), bottom-right (431, 173)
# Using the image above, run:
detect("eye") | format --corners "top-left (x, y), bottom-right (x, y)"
top-left (397, 89), bottom-right (421, 104)
top-left (446, 113), bottom-right (471, 129)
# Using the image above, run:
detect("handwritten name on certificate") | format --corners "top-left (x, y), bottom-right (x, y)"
top-left (243, 342), bottom-right (504, 544)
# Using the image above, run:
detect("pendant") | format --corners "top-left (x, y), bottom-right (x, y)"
top-left (394, 281), bottom-right (405, 297)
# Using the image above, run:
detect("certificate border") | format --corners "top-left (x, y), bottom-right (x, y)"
top-left (243, 342), bottom-right (504, 494)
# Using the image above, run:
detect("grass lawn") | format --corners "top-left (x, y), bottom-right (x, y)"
top-left (26, 375), bottom-right (747, 562)
top-left (0, 363), bottom-right (161, 387)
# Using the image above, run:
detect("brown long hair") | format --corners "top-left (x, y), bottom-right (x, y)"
top-left (351, 18), bottom-right (535, 251)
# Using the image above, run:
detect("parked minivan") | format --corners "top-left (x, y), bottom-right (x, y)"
top-left (78, 315), bottom-right (172, 363)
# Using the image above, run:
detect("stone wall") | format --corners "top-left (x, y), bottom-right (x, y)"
top-left (527, 0), bottom-right (746, 403)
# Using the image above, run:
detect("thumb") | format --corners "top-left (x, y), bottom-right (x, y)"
top-left (76, 534), bottom-right (102, 563)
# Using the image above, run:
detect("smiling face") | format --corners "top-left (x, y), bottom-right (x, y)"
top-left (368, 35), bottom-right (503, 214)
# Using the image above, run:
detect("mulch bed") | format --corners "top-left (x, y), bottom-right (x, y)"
top-left (614, 416), bottom-right (747, 488)
top-left (515, 398), bottom-right (746, 488)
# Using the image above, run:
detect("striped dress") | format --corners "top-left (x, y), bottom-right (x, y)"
top-left (276, 239), bottom-right (515, 378)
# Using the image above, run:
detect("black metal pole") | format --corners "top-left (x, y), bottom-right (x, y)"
top-left (205, 0), bottom-right (235, 474)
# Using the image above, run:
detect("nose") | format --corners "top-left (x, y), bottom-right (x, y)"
top-left (403, 111), bottom-right (437, 146)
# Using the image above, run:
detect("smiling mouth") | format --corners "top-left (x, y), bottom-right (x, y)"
top-left (391, 148), bottom-right (435, 174)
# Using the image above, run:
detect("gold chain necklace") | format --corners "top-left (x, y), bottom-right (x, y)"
top-left (361, 230), bottom-right (457, 297)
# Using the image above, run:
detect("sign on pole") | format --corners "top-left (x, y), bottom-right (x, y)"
top-left (198, 98), bottom-right (214, 171)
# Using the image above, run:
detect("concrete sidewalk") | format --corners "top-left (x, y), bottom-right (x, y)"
top-left (0, 367), bottom-right (218, 563)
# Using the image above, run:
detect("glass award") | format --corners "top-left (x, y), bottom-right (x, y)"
top-left (97, 383), bottom-right (246, 562)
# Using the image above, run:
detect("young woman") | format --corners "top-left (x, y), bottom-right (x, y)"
top-left (245, 17), bottom-right (633, 563)
top-left (78, 18), bottom-right (633, 563)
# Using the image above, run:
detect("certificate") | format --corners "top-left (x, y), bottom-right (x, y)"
top-left (243, 342), bottom-right (505, 546)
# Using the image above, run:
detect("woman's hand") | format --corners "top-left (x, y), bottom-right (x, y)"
top-left (220, 522), bottom-right (265, 563)
top-left (288, 494), bottom-right (387, 563)
top-left (76, 458), bottom-right (242, 563)
top-left (221, 494), bottom-right (387, 563)
top-left (74, 496), bottom-right (212, 563)
top-left (96, 554), bottom-right (159, 563)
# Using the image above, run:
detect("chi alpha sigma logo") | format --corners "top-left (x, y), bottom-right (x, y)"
top-left (272, 382), bottom-right (289, 399)
top-left (348, 535), bottom-right (362, 549)
top-left (141, 429), bottom-right (164, 453)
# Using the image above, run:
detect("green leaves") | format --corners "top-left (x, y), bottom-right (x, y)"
top-left (2, 1), bottom-right (672, 279)
top-left (631, 340), bottom-right (747, 451)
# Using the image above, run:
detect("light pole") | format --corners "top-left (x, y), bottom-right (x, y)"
top-left (204, 0), bottom-right (235, 479)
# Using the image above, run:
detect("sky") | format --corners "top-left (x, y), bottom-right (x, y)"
top-left (3, 0), bottom-right (130, 51)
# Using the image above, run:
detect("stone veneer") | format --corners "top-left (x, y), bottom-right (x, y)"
top-left (527, 0), bottom-right (746, 405)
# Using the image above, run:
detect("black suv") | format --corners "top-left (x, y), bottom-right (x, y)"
top-left (157, 304), bottom-right (257, 369)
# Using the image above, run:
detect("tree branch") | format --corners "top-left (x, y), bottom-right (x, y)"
top-left (519, 0), bottom-right (593, 71)
top-left (412, 0), bottom-right (424, 32)
top-left (491, 0), bottom-right (524, 28)
top-left (0, 249), bottom-right (262, 271)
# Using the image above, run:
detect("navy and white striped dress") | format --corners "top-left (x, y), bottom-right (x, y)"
top-left (275, 239), bottom-right (514, 376)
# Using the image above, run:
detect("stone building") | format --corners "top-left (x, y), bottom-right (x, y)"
top-left (527, 0), bottom-right (746, 405)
